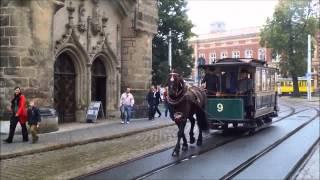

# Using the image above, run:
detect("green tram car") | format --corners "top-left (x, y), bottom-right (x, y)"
top-left (199, 58), bottom-right (279, 131)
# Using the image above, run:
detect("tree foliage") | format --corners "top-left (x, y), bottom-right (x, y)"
top-left (260, 0), bottom-right (319, 96)
top-left (152, 0), bottom-right (195, 85)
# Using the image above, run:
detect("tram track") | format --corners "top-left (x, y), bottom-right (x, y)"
top-left (80, 103), bottom-right (318, 179)
top-left (220, 107), bottom-right (319, 179)
top-left (131, 104), bottom-right (316, 180)
top-left (287, 139), bottom-right (320, 179)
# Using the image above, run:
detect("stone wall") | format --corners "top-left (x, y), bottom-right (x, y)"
top-left (121, 0), bottom-right (158, 118)
top-left (0, 1), bottom-right (55, 120)
top-left (0, 0), bottom-right (158, 120)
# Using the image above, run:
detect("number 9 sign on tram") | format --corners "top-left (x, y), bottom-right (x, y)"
top-left (217, 103), bottom-right (224, 112)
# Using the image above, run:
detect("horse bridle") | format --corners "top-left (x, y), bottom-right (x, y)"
top-left (167, 73), bottom-right (186, 105)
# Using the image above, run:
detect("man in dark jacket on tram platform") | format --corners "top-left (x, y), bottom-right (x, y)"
top-left (201, 69), bottom-right (220, 95)
top-left (238, 70), bottom-right (253, 94)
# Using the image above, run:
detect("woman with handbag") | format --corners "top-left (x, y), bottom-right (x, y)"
top-left (3, 87), bottom-right (29, 143)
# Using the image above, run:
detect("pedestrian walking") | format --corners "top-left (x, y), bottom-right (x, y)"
top-left (119, 88), bottom-right (135, 124)
top-left (163, 87), bottom-right (169, 117)
top-left (146, 86), bottom-right (155, 120)
top-left (154, 86), bottom-right (162, 118)
top-left (27, 99), bottom-right (41, 143)
top-left (3, 87), bottom-right (29, 143)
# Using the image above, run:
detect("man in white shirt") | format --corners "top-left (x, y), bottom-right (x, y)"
top-left (119, 88), bottom-right (135, 124)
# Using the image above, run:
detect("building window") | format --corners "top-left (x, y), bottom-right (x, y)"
top-left (232, 50), bottom-right (240, 58)
top-left (258, 48), bottom-right (266, 61)
top-left (199, 53), bottom-right (205, 59)
top-left (209, 52), bottom-right (217, 64)
top-left (220, 51), bottom-right (228, 59)
top-left (245, 49), bottom-right (253, 58)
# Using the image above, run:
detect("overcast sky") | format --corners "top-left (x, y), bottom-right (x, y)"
top-left (186, 0), bottom-right (279, 34)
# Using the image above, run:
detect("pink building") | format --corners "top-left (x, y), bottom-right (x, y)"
top-left (189, 27), bottom-right (273, 81)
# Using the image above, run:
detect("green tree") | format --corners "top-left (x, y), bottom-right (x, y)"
top-left (152, 0), bottom-right (195, 85)
top-left (260, 0), bottom-right (319, 96)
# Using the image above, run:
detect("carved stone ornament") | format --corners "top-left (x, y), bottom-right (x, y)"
top-left (91, 14), bottom-right (110, 54)
top-left (91, 0), bottom-right (102, 36)
top-left (54, 1), bottom-right (77, 54)
top-left (78, 0), bottom-right (86, 33)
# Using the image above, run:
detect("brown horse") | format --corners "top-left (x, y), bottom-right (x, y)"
top-left (167, 73), bottom-right (209, 156)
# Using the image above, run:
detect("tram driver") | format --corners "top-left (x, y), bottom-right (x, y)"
top-left (201, 68), bottom-right (219, 95)
top-left (238, 69), bottom-right (253, 94)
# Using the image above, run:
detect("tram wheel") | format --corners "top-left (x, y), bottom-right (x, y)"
top-left (248, 129), bottom-right (255, 136)
top-left (264, 117), bottom-right (272, 123)
top-left (232, 122), bottom-right (238, 128)
top-left (222, 123), bottom-right (228, 129)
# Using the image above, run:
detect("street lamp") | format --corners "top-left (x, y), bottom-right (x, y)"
top-left (307, 34), bottom-right (312, 101)
top-left (168, 29), bottom-right (172, 72)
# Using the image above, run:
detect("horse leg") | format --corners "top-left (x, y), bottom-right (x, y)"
top-left (181, 121), bottom-right (188, 151)
top-left (172, 123), bottom-right (183, 156)
top-left (189, 116), bottom-right (196, 144)
top-left (197, 128), bottom-right (203, 146)
top-left (172, 131), bottom-right (181, 156)
top-left (196, 109), bottom-right (208, 146)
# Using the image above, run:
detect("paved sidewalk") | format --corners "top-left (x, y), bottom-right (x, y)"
top-left (280, 96), bottom-right (320, 107)
top-left (0, 116), bottom-right (174, 159)
top-left (295, 144), bottom-right (320, 180)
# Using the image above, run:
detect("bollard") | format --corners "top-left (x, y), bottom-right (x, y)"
top-left (38, 107), bottom-right (59, 133)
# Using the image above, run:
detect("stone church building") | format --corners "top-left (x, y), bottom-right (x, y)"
top-left (0, 0), bottom-right (158, 122)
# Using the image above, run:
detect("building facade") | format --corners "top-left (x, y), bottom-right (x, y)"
top-left (0, 0), bottom-right (158, 122)
top-left (189, 27), bottom-right (273, 82)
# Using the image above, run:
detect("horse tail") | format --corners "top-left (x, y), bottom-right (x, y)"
top-left (197, 89), bottom-right (210, 132)
top-left (197, 108), bottom-right (209, 132)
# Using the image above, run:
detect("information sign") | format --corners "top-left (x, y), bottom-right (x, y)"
top-left (86, 101), bottom-right (104, 123)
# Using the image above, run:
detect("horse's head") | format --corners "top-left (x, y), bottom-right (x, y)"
top-left (167, 73), bottom-right (185, 99)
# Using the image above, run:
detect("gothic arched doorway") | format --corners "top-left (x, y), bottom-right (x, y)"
top-left (54, 53), bottom-right (76, 123)
top-left (91, 58), bottom-right (107, 116)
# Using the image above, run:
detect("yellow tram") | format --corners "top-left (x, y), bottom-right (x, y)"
top-left (277, 77), bottom-right (315, 95)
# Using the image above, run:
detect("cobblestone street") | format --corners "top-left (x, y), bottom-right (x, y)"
top-left (1, 125), bottom-right (179, 180)
top-left (1, 98), bottom-right (319, 179)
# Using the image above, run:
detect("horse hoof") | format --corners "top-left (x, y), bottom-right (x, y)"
top-left (182, 145), bottom-right (188, 151)
top-left (190, 137), bottom-right (195, 144)
top-left (172, 151), bottom-right (179, 156)
top-left (196, 140), bottom-right (202, 146)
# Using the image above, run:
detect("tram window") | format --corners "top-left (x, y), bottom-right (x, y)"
top-left (270, 72), bottom-right (275, 90)
top-left (262, 69), bottom-right (267, 91)
top-left (266, 70), bottom-right (271, 90)
top-left (255, 69), bottom-right (262, 91)
top-left (281, 82), bottom-right (284, 86)
top-left (220, 70), bottom-right (237, 93)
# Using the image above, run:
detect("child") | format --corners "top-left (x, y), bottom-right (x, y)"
top-left (27, 99), bottom-right (41, 143)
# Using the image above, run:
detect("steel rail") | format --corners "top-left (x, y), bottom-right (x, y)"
top-left (219, 108), bottom-right (319, 180)
top-left (287, 139), bottom-right (320, 179)
top-left (132, 104), bottom-right (310, 180)
top-left (77, 103), bottom-right (312, 179)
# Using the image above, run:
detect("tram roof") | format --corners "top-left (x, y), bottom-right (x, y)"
top-left (198, 58), bottom-right (267, 68)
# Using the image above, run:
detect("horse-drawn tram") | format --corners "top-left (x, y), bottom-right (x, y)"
top-left (199, 58), bottom-right (279, 132)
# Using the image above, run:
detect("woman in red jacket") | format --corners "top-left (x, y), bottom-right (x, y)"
top-left (3, 87), bottom-right (29, 143)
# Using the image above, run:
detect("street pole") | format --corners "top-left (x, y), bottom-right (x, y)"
top-left (194, 41), bottom-right (198, 84)
top-left (168, 29), bottom-right (172, 72)
top-left (307, 34), bottom-right (312, 101)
